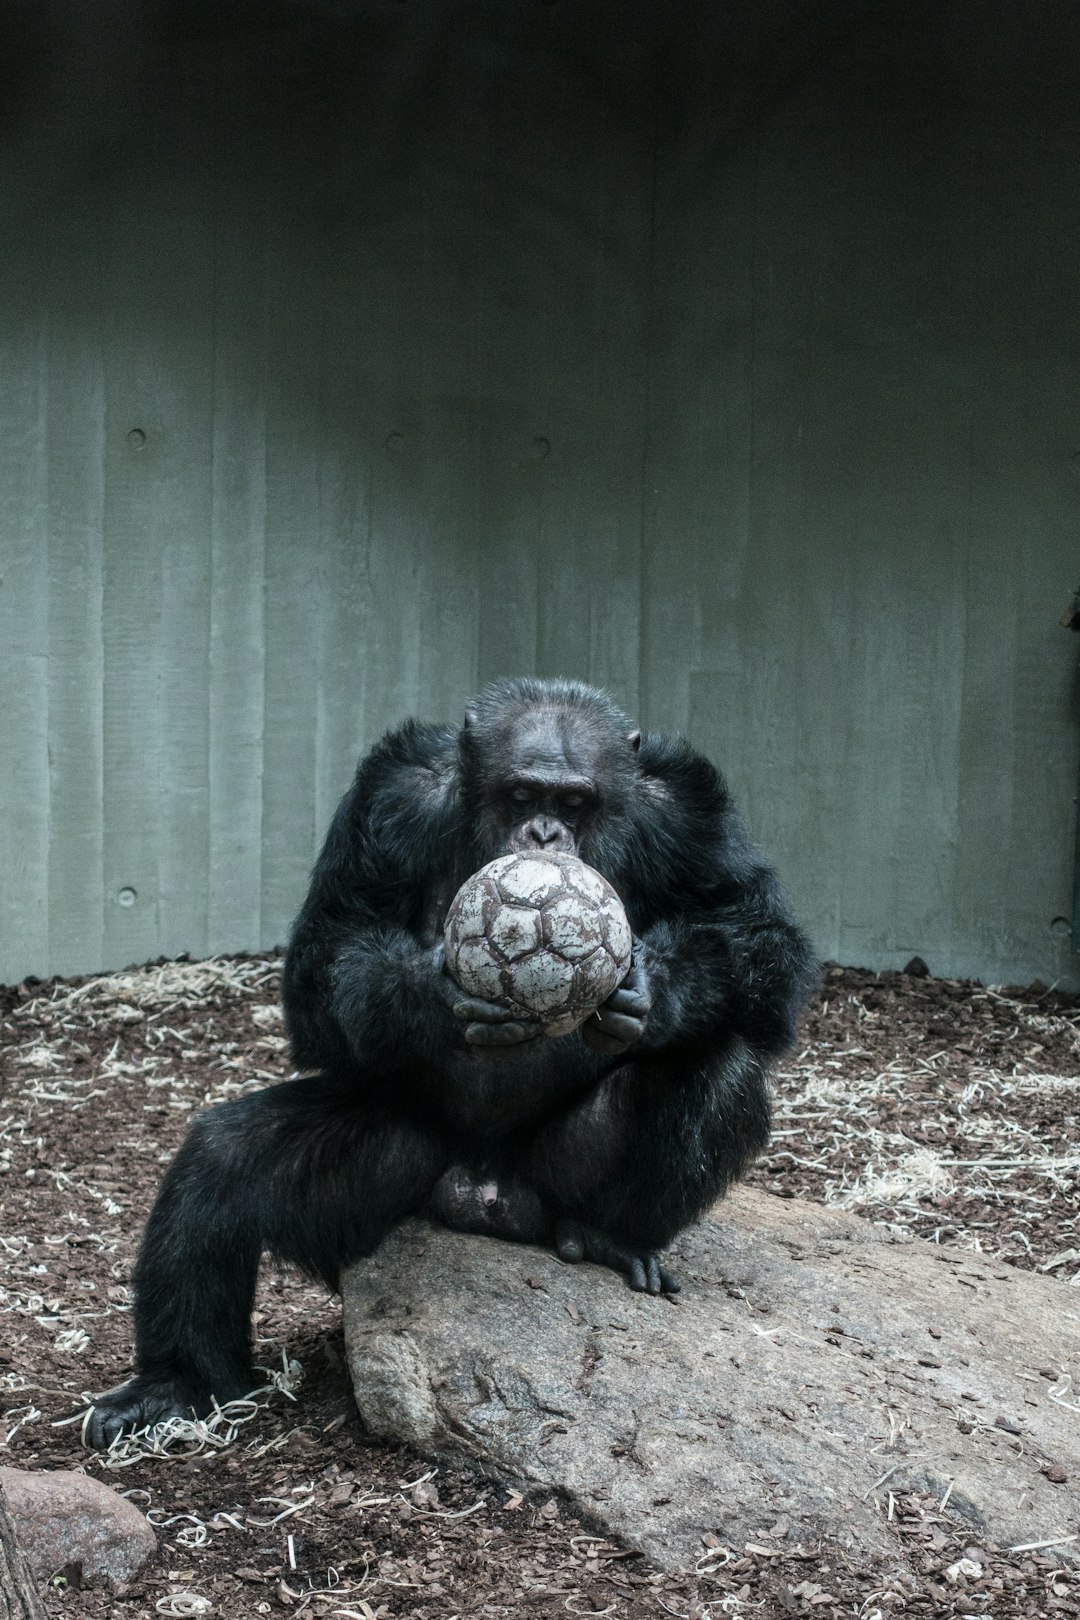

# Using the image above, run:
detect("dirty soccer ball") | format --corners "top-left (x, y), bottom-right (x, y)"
top-left (443, 852), bottom-right (633, 1037)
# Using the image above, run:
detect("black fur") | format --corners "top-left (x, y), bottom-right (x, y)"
top-left (87, 677), bottom-right (815, 1446)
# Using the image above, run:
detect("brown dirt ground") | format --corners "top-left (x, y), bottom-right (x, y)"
top-left (1, 956), bottom-right (1079, 1620)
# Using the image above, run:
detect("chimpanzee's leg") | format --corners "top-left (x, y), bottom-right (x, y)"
top-left (526, 1038), bottom-right (770, 1294)
top-left (86, 1076), bottom-right (447, 1447)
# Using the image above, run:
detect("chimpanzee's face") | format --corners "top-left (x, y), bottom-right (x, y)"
top-left (474, 710), bottom-right (601, 861)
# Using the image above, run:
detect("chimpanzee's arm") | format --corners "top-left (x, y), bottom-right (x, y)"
top-left (585, 872), bottom-right (811, 1059)
top-left (636, 858), bottom-right (814, 1059)
top-left (584, 737), bottom-right (815, 1061)
top-left (282, 722), bottom-right (473, 1088)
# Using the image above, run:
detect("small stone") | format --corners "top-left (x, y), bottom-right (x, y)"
top-left (903, 956), bottom-right (930, 977)
top-left (1042, 1464), bottom-right (1067, 1484)
top-left (0, 1466), bottom-right (157, 1584)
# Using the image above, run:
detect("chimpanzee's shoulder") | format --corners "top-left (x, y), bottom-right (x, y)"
top-left (635, 732), bottom-right (731, 819)
top-left (623, 732), bottom-right (761, 900)
top-left (319, 721), bottom-right (463, 893)
top-left (362, 717), bottom-right (458, 773)
top-left (350, 719), bottom-right (460, 809)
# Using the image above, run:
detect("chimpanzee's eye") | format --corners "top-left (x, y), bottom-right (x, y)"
top-left (561, 793), bottom-right (585, 812)
top-left (509, 785), bottom-right (533, 805)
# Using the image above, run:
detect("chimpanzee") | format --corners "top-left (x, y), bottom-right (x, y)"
top-left (87, 677), bottom-right (815, 1447)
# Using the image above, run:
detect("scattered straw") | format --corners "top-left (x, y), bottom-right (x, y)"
top-left (761, 980), bottom-right (1080, 1270)
top-left (84, 1353), bottom-right (303, 1467)
top-left (1006, 1534), bottom-right (1079, 1553)
top-left (155, 1595), bottom-right (213, 1616)
top-left (11, 956), bottom-right (277, 1023)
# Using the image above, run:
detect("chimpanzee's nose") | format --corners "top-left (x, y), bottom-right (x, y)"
top-left (527, 816), bottom-right (562, 847)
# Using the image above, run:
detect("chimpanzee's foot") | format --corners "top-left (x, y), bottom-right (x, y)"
top-left (555, 1218), bottom-right (680, 1295)
top-left (85, 1369), bottom-right (250, 1450)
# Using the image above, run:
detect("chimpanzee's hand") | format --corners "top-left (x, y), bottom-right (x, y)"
top-left (555, 1217), bottom-right (680, 1295)
top-left (430, 943), bottom-right (543, 1051)
top-left (582, 948), bottom-right (651, 1055)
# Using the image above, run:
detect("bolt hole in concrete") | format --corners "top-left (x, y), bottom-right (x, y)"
top-left (531, 435), bottom-right (551, 459)
top-left (384, 431), bottom-right (405, 453)
top-left (117, 888), bottom-right (137, 908)
top-left (127, 428), bottom-right (146, 449)
top-left (1050, 915), bottom-right (1071, 937)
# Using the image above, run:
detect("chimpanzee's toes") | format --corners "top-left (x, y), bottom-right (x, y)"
top-left (554, 1220), bottom-right (679, 1296)
top-left (625, 1252), bottom-right (680, 1294)
top-left (84, 1374), bottom-right (209, 1450)
top-left (626, 1255), bottom-right (649, 1291)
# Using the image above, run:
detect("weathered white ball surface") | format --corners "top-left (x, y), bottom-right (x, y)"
top-left (444, 852), bottom-right (633, 1037)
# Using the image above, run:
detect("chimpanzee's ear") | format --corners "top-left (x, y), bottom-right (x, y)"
top-left (627, 729), bottom-right (641, 752)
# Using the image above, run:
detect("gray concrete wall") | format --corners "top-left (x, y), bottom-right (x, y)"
top-left (1, 1), bottom-right (1077, 988)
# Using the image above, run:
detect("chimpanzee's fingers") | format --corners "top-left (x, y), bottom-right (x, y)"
top-left (591, 1009), bottom-right (646, 1044)
top-left (580, 1023), bottom-right (632, 1055)
top-left (453, 995), bottom-right (523, 1023)
top-left (617, 954), bottom-right (652, 1000)
top-left (604, 985), bottom-right (650, 1017)
top-left (465, 1019), bottom-right (542, 1047)
top-left (659, 1266), bottom-right (681, 1294)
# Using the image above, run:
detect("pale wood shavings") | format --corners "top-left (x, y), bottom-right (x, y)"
top-left (755, 966), bottom-right (1080, 1275)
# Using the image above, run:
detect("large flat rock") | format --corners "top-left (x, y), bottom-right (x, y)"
top-left (342, 1189), bottom-right (1080, 1569)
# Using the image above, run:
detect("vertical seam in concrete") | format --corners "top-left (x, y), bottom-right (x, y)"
top-left (254, 219), bottom-right (269, 955)
top-left (954, 378), bottom-right (979, 951)
top-left (92, 221), bottom-right (106, 974)
top-left (207, 101), bottom-right (221, 958)
top-left (748, 125), bottom-right (761, 615)
top-left (39, 306), bottom-right (51, 972)
top-left (637, 10), bottom-right (662, 724)
top-left (314, 327), bottom-right (328, 861)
